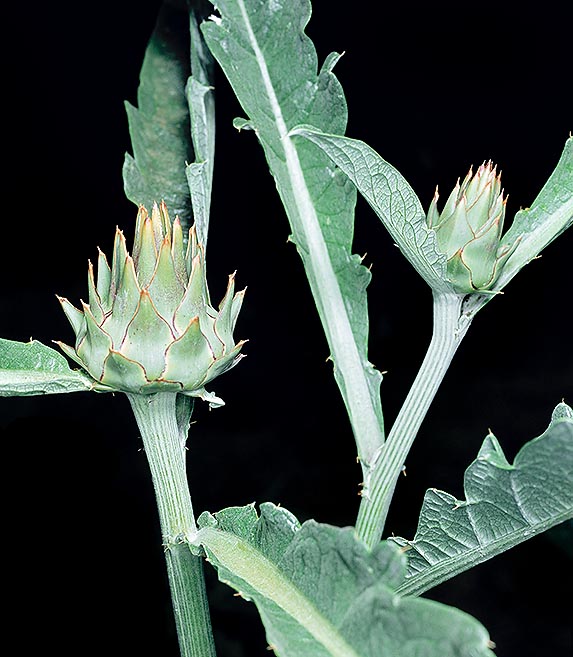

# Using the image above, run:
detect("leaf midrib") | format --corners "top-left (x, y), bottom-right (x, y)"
top-left (395, 507), bottom-right (572, 596)
top-left (234, 0), bottom-right (384, 464)
top-left (198, 526), bottom-right (362, 657)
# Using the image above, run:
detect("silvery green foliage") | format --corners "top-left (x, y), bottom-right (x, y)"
top-left (195, 503), bottom-right (495, 657)
top-left (202, 0), bottom-right (385, 470)
top-left (293, 129), bottom-right (572, 302)
top-left (0, 338), bottom-right (93, 396)
top-left (390, 404), bottom-right (573, 596)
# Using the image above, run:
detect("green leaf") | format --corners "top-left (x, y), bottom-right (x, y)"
top-left (496, 136), bottom-right (573, 287)
top-left (123, 1), bottom-right (194, 225)
top-left (0, 338), bottom-right (94, 396)
top-left (186, 2), bottom-right (216, 248)
top-left (195, 503), bottom-right (494, 657)
top-left (390, 403), bottom-right (573, 597)
top-left (290, 127), bottom-right (450, 292)
top-left (202, 0), bottom-right (385, 468)
top-left (464, 136), bottom-right (573, 316)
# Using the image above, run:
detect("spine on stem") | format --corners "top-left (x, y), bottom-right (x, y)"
top-left (128, 392), bottom-right (216, 657)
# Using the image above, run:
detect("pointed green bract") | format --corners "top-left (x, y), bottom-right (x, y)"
top-left (147, 238), bottom-right (186, 324)
top-left (56, 203), bottom-right (245, 404)
top-left (0, 338), bottom-right (94, 396)
top-left (194, 503), bottom-right (494, 657)
top-left (202, 0), bottom-right (385, 469)
top-left (102, 256), bottom-right (141, 346)
top-left (76, 302), bottom-right (113, 380)
top-left (58, 296), bottom-right (86, 339)
top-left (164, 317), bottom-right (214, 389)
top-left (390, 403), bottom-right (573, 596)
top-left (101, 350), bottom-right (150, 393)
top-left (121, 292), bottom-right (174, 380)
top-left (96, 248), bottom-right (112, 311)
top-left (87, 261), bottom-right (105, 325)
top-left (427, 162), bottom-right (519, 293)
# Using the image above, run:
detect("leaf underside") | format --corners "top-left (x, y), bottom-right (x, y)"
top-left (123, 0), bottom-right (216, 240)
top-left (291, 127), bottom-right (449, 292)
top-left (123, 1), bottom-right (194, 224)
top-left (0, 338), bottom-right (94, 396)
top-left (497, 136), bottom-right (573, 288)
top-left (202, 0), bottom-right (385, 464)
top-left (196, 503), bottom-right (494, 657)
top-left (390, 403), bottom-right (573, 596)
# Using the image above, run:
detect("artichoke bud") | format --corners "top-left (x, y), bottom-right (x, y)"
top-left (56, 202), bottom-right (246, 406)
top-left (427, 161), bottom-right (520, 293)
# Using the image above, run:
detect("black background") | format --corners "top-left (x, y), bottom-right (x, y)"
top-left (1, 1), bottom-right (571, 655)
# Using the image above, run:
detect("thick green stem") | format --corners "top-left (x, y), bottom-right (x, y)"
top-left (355, 291), bottom-right (470, 549)
top-left (127, 392), bottom-right (216, 657)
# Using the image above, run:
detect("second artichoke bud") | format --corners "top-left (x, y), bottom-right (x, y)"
top-left (57, 202), bottom-right (246, 406)
top-left (427, 161), bottom-right (519, 293)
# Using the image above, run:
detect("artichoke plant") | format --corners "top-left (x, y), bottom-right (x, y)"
top-left (427, 161), bottom-right (519, 293)
top-left (56, 202), bottom-right (245, 405)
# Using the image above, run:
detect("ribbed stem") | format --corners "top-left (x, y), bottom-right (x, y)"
top-left (355, 291), bottom-right (470, 549)
top-left (127, 392), bottom-right (216, 657)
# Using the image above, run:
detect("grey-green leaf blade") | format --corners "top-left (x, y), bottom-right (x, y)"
top-left (463, 137), bottom-right (572, 318)
top-left (498, 136), bottom-right (573, 285)
top-left (186, 3), bottom-right (216, 246)
top-left (123, 2), bottom-right (194, 224)
top-left (196, 503), bottom-right (495, 657)
top-left (291, 127), bottom-right (450, 291)
top-left (390, 403), bottom-right (573, 596)
top-left (0, 338), bottom-right (94, 396)
top-left (202, 0), bottom-right (385, 467)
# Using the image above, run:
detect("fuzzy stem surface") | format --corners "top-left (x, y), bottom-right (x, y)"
top-left (355, 291), bottom-right (470, 549)
top-left (127, 392), bottom-right (216, 657)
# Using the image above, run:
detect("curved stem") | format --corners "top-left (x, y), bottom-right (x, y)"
top-left (127, 392), bottom-right (216, 657)
top-left (355, 291), bottom-right (470, 549)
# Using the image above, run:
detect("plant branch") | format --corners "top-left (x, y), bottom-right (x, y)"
top-left (355, 291), bottom-right (470, 549)
top-left (127, 392), bottom-right (216, 657)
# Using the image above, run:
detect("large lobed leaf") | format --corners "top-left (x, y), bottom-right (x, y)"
top-left (123, 1), bottom-right (194, 223)
top-left (390, 403), bottom-right (573, 596)
top-left (202, 0), bottom-right (385, 466)
top-left (0, 338), bottom-right (94, 396)
top-left (123, 0), bottom-right (216, 240)
top-left (195, 503), bottom-right (494, 657)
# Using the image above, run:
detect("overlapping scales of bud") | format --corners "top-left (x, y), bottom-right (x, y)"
top-left (57, 202), bottom-right (245, 404)
top-left (427, 161), bottom-right (519, 293)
